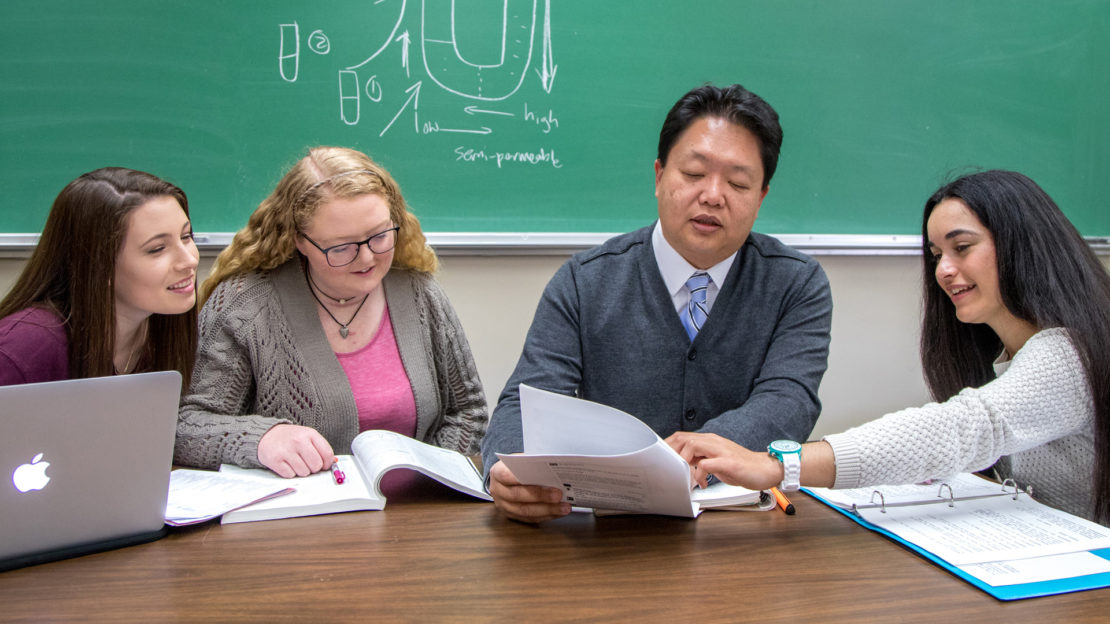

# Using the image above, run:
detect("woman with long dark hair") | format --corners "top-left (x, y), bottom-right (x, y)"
top-left (0, 167), bottom-right (199, 388)
top-left (668, 170), bottom-right (1110, 524)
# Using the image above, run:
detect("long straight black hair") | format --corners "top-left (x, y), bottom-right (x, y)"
top-left (919, 170), bottom-right (1110, 522)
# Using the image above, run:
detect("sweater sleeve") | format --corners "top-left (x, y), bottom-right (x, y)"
top-left (824, 328), bottom-right (1091, 489)
top-left (174, 276), bottom-right (293, 469)
top-left (418, 275), bottom-right (488, 455)
top-left (0, 308), bottom-right (69, 386)
top-left (481, 260), bottom-right (582, 473)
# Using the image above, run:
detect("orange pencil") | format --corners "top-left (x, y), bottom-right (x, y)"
top-left (770, 487), bottom-right (795, 515)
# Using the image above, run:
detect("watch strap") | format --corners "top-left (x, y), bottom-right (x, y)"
top-left (778, 452), bottom-right (801, 492)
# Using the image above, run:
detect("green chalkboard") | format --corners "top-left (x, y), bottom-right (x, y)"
top-left (2, 0), bottom-right (1108, 237)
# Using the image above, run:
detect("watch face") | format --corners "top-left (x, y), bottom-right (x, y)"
top-left (770, 440), bottom-right (801, 454)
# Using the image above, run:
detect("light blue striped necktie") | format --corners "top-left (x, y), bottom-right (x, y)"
top-left (681, 272), bottom-right (710, 341)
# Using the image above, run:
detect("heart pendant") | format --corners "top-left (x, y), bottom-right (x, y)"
top-left (339, 325), bottom-right (349, 339)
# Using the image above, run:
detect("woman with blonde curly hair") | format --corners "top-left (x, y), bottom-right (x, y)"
top-left (176, 147), bottom-right (487, 479)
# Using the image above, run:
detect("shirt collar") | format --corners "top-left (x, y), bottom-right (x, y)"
top-left (992, 348), bottom-right (1013, 376)
top-left (652, 221), bottom-right (737, 296)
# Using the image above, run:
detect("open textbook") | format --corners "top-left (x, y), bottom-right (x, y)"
top-left (496, 385), bottom-right (766, 517)
top-left (806, 476), bottom-right (1110, 600)
top-left (218, 430), bottom-right (491, 524)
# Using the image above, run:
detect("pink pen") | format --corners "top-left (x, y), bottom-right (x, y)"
top-left (331, 460), bottom-right (345, 485)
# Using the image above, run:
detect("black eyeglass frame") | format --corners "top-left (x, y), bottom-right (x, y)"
top-left (299, 226), bottom-right (400, 267)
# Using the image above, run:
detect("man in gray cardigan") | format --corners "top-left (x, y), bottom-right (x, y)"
top-left (482, 84), bottom-right (833, 522)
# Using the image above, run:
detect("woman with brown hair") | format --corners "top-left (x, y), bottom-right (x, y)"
top-left (0, 167), bottom-right (199, 388)
top-left (175, 146), bottom-right (486, 479)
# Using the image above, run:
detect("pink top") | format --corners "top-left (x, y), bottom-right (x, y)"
top-left (335, 307), bottom-right (417, 437)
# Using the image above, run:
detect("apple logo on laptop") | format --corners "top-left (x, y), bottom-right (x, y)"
top-left (12, 452), bottom-right (51, 493)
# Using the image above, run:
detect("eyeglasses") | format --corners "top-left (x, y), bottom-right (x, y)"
top-left (299, 226), bottom-right (400, 267)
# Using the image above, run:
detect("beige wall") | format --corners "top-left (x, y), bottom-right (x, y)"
top-left (5, 252), bottom-right (1107, 439)
top-left (1, 250), bottom-right (936, 439)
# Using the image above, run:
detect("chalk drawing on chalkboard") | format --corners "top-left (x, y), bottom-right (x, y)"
top-left (380, 81), bottom-right (423, 136)
top-left (365, 76), bottom-right (384, 102)
top-left (308, 30), bottom-right (331, 55)
top-left (534, 0), bottom-right (556, 92)
top-left (277, 0), bottom-right (559, 155)
top-left (344, 0), bottom-right (407, 71)
top-left (421, 0), bottom-right (537, 102)
top-left (397, 30), bottom-right (413, 77)
top-left (279, 23), bottom-right (299, 82)
top-left (339, 70), bottom-right (362, 125)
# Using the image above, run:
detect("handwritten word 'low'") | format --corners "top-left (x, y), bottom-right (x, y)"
top-left (455, 147), bottom-right (563, 169)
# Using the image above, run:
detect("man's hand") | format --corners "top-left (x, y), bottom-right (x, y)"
top-left (488, 460), bottom-right (571, 523)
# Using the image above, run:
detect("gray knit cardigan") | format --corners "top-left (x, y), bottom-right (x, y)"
top-left (175, 258), bottom-right (487, 469)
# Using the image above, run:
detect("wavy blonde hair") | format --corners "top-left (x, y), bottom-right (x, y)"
top-left (202, 147), bottom-right (437, 304)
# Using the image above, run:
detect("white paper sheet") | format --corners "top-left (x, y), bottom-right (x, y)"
top-left (165, 469), bottom-right (294, 525)
top-left (857, 494), bottom-right (1110, 565)
top-left (959, 551), bottom-right (1110, 587)
top-left (496, 385), bottom-right (700, 517)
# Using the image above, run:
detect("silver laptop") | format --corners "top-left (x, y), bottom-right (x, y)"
top-left (1, 371), bottom-right (180, 571)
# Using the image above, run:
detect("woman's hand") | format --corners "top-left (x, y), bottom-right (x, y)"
top-left (665, 432), bottom-right (785, 490)
top-left (257, 424), bottom-right (336, 478)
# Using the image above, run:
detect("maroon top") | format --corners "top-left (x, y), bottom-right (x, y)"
top-left (0, 306), bottom-right (69, 386)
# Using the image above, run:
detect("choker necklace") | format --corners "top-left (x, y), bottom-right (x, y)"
top-left (306, 275), bottom-right (370, 339)
top-left (306, 269), bottom-right (358, 305)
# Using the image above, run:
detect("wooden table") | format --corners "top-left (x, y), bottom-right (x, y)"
top-left (2, 482), bottom-right (1108, 622)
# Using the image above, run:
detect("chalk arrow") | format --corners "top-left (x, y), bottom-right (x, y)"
top-left (396, 30), bottom-right (411, 78)
top-left (464, 105), bottom-right (514, 117)
top-left (534, 0), bottom-right (557, 93)
top-left (437, 126), bottom-right (493, 135)
top-left (380, 81), bottom-right (422, 137)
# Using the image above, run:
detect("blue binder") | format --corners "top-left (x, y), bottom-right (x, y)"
top-left (803, 488), bottom-right (1110, 601)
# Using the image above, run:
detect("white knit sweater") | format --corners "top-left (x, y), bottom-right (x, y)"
top-left (824, 328), bottom-right (1096, 521)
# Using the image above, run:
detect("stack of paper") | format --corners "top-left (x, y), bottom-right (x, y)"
top-left (165, 469), bottom-right (294, 526)
top-left (497, 385), bottom-right (766, 517)
top-left (806, 477), bottom-right (1110, 599)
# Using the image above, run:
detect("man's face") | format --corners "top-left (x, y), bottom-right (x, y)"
top-left (654, 116), bottom-right (769, 269)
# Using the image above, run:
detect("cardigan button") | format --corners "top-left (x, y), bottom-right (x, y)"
top-left (684, 408), bottom-right (696, 421)
top-left (687, 349), bottom-right (696, 361)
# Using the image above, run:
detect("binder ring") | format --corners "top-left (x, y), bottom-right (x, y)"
top-left (1001, 478), bottom-right (1033, 500)
top-left (936, 483), bottom-right (955, 507)
top-left (870, 490), bottom-right (886, 513)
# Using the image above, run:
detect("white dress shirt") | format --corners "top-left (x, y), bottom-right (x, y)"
top-left (651, 221), bottom-right (737, 316)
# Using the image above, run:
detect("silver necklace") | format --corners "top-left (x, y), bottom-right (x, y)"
top-left (305, 271), bottom-right (369, 339)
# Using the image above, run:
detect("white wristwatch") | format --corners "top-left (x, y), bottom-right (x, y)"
top-left (768, 440), bottom-right (802, 492)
